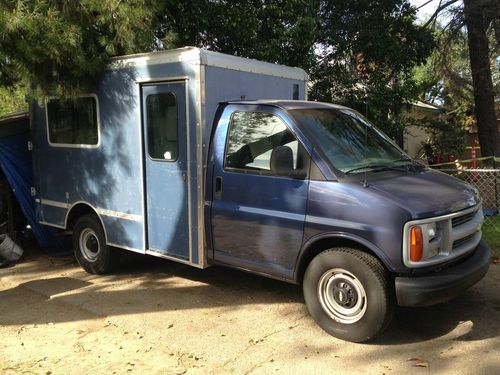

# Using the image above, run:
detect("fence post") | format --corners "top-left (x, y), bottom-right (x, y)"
top-left (471, 148), bottom-right (477, 181)
top-left (495, 157), bottom-right (499, 214)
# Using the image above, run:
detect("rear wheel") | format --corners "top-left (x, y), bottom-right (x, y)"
top-left (303, 248), bottom-right (394, 342)
top-left (73, 214), bottom-right (114, 274)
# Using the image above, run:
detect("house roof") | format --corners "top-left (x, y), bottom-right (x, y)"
top-left (410, 100), bottom-right (443, 113)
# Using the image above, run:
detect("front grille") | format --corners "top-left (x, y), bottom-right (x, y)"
top-left (453, 233), bottom-right (476, 249)
top-left (452, 210), bottom-right (476, 227)
top-left (404, 205), bottom-right (483, 268)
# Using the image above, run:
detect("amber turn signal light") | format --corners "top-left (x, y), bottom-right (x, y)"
top-left (410, 226), bottom-right (423, 262)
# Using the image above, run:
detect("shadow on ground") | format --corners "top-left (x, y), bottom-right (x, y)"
top-left (1, 248), bottom-right (499, 345)
top-left (375, 288), bottom-right (500, 344)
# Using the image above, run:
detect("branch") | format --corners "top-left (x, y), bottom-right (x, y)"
top-left (416, 0), bottom-right (435, 10)
top-left (423, 0), bottom-right (461, 28)
top-left (441, 16), bottom-right (466, 33)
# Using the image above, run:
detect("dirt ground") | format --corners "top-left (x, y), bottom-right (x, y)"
top-left (1, 246), bottom-right (499, 375)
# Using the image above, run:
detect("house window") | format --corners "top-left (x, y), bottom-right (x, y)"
top-left (47, 96), bottom-right (99, 146)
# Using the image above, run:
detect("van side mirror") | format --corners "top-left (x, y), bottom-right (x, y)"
top-left (270, 146), bottom-right (307, 179)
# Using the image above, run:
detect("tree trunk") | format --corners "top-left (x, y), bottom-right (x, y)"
top-left (463, 0), bottom-right (499, 157)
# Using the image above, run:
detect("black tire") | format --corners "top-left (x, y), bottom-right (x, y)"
top-left (303, 248), bottom-right (394, 342)
top-left (73, 214), bottom-right (114, 274)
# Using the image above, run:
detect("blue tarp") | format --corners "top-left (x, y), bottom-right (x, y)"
top-left (0, 132), bottom-right (68, 253)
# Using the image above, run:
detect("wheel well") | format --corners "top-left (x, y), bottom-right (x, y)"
top-left (66, 204), bottom-right (99, 230)
top-left (296, 237), bottom-right (384, 284)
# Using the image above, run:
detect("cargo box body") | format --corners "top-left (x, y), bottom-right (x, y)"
top-left (32, 47), bottom-right (308, 267)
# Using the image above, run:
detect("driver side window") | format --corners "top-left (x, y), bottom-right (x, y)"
top-left (225, 111), bottom-right (306, 175)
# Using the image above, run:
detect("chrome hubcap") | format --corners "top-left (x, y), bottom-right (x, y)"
top-left (79, 228), bottom-right (100, 262)
top-left (318, 268), bottom-right (367, 324)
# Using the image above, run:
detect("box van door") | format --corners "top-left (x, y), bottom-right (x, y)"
top-left (141, 82), bottom-right (189, 259)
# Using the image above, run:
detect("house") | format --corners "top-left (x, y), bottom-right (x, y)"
top-left (403, 101), bottom-right (443, 159)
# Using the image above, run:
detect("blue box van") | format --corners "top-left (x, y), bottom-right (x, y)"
top-left (31, 48), bottom-right (490, 342)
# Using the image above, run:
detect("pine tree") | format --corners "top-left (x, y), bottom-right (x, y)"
top-left (0, 0), bottom-right (163, 97)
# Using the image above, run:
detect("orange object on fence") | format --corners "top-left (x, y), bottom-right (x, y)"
top-left (471, 148), bottom-right (477, 181)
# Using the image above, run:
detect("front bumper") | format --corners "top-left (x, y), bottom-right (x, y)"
top-left (395, 240), bottom-right (491, 307)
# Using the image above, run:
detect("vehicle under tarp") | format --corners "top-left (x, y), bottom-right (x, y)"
top-left (0, 111), bottom-right (69, 254)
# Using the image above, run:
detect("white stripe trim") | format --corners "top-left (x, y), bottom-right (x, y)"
top-left (39, 221), bottom-right (66, 229)
top-left (40, 199), bottom-right (143, 222)
top-left (41, 199), bottom-right (69, 209)
top-left (95, 208), bottom-right (143, 222)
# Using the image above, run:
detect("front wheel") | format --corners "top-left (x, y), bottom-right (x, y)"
top-left (303, 248), bottom-right (394, 342)
top-left (73, 214), bottom-right (114, 274)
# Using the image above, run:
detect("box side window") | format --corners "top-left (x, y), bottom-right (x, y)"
top-left (146, 92), bottom-right (178, 161)
top-left (47, 96), bottom-right (99, 146)
top-left (225, 111), bottom-right (303, 173)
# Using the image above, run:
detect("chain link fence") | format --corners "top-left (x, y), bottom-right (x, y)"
top-left (431, 157), bottom-right (500, 256)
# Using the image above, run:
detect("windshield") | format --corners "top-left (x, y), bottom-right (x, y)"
top-left (289, 108), bottom-right (411, 173)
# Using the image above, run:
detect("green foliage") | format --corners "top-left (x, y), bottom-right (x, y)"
top-left (423, 0), bottom-right (500, 157)
top-left (163, 0), bottom-right (320, 71)
top-left (0, 0), bottom-right (163, 97)
top-left (0, 84), bottom-right (27, 115)
top-left (483, 215), bottom-right (500, 256)
top-left (0, 0), bottom-right (434, 136)
top-left (412, 26), bottom-right (485, 131)
top-left (163, 1), bottom-right (434, 141)
top-left (416, 116), bottom-right (467, 161)
top-left (309, 0), bottom-right (434, 140)
top-left (413, 10), bottom-right (499, 156)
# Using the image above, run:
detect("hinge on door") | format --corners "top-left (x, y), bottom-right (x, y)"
top-left (27, 141), bottom-right (33, 151)
top-left (30, 187), bottom-right (36, 196)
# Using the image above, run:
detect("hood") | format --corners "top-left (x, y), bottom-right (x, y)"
top-left (363, 169), bottom-right (480, 218)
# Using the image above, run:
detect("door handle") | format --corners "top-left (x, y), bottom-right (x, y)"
top-left (215, 176), bottom-right (223, 199)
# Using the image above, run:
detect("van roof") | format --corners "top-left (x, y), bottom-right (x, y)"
top-left (223, 100), bottom-right (350, 111)
top-left (110, 47), bottom-right (309, 82)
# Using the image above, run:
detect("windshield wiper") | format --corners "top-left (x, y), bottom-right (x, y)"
top-left (390, 157), bottom-right (413, 163)
top-left (344, 164), bottom-right (408, 174)
top-left (390, 158), bottom-right (427, 171)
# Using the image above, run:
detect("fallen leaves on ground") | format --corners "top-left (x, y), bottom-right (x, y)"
top-left (408, 357), bottom-right (428, 368)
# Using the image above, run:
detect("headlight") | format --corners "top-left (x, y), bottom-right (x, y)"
top-left (427, 222), bottom-right (437, 241)
top-left (408, 222), bottom-right (440, 263)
